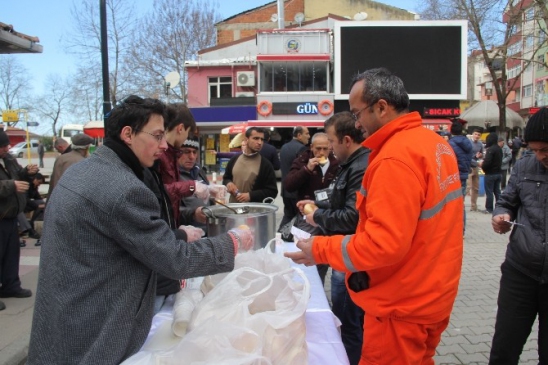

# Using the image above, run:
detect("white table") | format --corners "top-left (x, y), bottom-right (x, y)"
top-left (129, 242), bottom-right (349, 365)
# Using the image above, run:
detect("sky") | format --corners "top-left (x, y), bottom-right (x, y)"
top-left (4, 0), bottom-right (417, 111)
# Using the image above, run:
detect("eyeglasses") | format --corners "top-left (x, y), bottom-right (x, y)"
top-left (351, 104), bottom-right (373, 121)
top-left (140, 131), bottom-right (166, 143)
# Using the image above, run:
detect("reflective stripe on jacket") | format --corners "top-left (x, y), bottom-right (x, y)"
top-left (312, 112), bottom-right (464, 323)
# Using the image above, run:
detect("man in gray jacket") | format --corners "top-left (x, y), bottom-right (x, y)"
top-left (28, 96), bottom-right (252, 365)
top-left (490, 107), bottom-right (548, 364)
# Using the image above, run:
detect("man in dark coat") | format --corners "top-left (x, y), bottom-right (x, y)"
top-left (479, 132), bottom-right (502, 213)
top-left (278, 126), bottom-right (310, 230)
top-left (0, 130), bottom-right (36, 311)
top-left (259, 129), bottom-right (280, 171)
top-left (448, 121), bottom-right (473, 235)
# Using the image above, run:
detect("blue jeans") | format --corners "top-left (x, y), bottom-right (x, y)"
top-left (331, 269), bottom-right (365, 365)
top-left (484, 174), bottom-right (501, 212)
top-left (489, 261), bottom-right (548, 364)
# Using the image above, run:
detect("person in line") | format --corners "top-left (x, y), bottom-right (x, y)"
top-left (489, 107), bottom-right (548, 364)
top-left (37, 141), bottom-right (45, 168)
top-left (157, 103), bottom-right (224, 226)
top-left (284, 132), bottom-right (339, 283)
top-left (52, 137), bottom-right (71, 154)
top-left (47, 133), bottom-right (94, 197)
top-left (479, 132), bottom-right (502, 214)
top-left (466, 128), bottom-right (484, 211)
top-left (285, 68), bottom-right (463, 364)
top-left (223, 127), bottom-right (278, 203)
top-left (278, 126), bottom-right (310, 230)
top-left (498, 137), bottom-right (512, 190)
top-left (27, 96), bottom-right (253, 364)
top-left (298, 112), bottom-right (369, 365)
top-left (178, 136), bottom-right (214, 232)
top-left (0, 129), bottom-right (37, 311)
top-left (448, 120), bottom-right (473, 236)
top-left (259, 129), bottom-right (280, 171)
top-left (510, 134), bottom-right (522, 168)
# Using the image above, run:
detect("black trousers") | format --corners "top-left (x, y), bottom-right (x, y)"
top-left (278, 196), bottom-right (300, 231)
top-left (489, 261), bottom-right (548, 364)
top-left (0, 218), bottom-right (22, 294)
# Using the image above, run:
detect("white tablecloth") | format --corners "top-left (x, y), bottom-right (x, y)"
top-left (136, 242), bottom-right (349, 365)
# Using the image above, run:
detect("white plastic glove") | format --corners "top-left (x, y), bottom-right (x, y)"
top-left (208, 184), bottom-right (227, 201)
top-left (179, 225), bottom-right (205, 242)
top-left (228, 227), bottom-right (254, 253)
top-left (194, 181), bottom-right (210, 200)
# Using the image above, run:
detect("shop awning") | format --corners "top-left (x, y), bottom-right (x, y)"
top-left (221, 120), bottom-right (326, 134)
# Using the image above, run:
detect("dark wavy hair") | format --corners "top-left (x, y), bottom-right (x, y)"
top-left (105, 95), bottom-right (166, 141)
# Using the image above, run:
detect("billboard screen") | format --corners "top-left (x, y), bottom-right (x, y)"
top-left (334, 20), bottom-right (467, 100)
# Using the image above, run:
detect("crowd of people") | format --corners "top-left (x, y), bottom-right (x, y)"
top-left (0, 67), bottom-right (546, 364)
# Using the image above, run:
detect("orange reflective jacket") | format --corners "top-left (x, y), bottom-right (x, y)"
top-left (313, 112), bottom-right (463, 323)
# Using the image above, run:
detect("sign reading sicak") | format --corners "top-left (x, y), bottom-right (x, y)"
top-left (2, 110), bottom-right (19, 123)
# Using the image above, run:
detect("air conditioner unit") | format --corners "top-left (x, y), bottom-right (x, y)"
top-left (235, 92), bottom-right (255, 97)
top-left (237, 71), bottom-right (255, 87)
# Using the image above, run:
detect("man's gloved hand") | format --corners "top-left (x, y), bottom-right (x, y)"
top-left (208, 184), bottom-right (227, 201)
top-left (194, 181), bottom-right (210, 200)
top-left (178, 225), bottom-right (205, 242)
top-left (228, 226), bottom-right (254, 253)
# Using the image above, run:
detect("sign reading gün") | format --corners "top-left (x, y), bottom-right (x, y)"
top-left (272, 102), bottom-right (319, 115)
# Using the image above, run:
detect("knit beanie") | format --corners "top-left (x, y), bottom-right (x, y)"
top-left (525, 107), bottom-right (548, 143)
top-left (181, 135), bottom-right (199, 149)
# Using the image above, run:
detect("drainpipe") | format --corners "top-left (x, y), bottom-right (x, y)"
top-left (277, 0), bottom-right (285, 29)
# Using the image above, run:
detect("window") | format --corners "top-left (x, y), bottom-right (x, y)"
top-left (524, 34), bottom-right (534, 51)
top-left (525, 7), bottom-right (535, 21)
top-left (508, 41), bottom-right (521, 56)
top-left (538, 54), bottom-right (545, 70)
top-left (515, 89), bottom-right (521, 102)
top-left (209, 77), bottom-right (232, 101)
top-left (259, 61), bottom-right (328, 92)
top-left (507, 64), bottom-right (521, 79)
top-left (523, 84), bottom-right (533, 98)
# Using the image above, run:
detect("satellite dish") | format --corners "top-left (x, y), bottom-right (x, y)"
top-left (270, 13), bottom-right (278, 22)
top-left (294, 12), bottom-right (305, 25)
top-left (164, 71), bottom-right (180, 89)
top-left (353, 12), bottom-right (368, 21)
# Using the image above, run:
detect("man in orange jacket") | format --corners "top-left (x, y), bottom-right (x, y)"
top-left (285, 68), bottom-right (463, 365)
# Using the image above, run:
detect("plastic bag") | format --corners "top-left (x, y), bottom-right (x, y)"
top-left (189, 266), bottom-right (310, 365)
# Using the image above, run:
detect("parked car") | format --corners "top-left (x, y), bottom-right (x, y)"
top-left (9, 140), bottom-right (39, 158)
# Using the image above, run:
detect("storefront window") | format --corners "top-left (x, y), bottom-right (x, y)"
top-left (259, 61), bottom-right (328, 92)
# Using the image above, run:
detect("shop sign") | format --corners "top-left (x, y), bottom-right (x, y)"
top-left (529, 107), bottom-right (540, 115)
top-left (2, 110), bottom-right (19, 123)
top-left (286, 39), bottom-right (301, 53)
top-left (423, 107), bottom-right (460, 117)
top-left (272, 102), bottom-right (318, 115)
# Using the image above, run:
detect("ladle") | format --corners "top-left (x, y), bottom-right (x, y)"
top-left (215, 200), bottom-right (250, 214)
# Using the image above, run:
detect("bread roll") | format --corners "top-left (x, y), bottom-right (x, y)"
top-left (303, 203), bottom-right (317, 215)
top-left (318, 156), bottom-right (328, 165)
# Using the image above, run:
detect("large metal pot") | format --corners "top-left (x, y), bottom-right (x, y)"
top-left (203, 200), bottom-right (278, 250)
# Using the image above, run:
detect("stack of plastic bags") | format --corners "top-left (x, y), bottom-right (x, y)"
top-left (122, 239), bottom-right (310, 365)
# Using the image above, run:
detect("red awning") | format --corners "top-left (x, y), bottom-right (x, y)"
top-left (422, 118), bottom-right (452, 131)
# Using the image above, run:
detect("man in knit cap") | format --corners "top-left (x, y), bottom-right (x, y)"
top-left (489, 107), bottom-right (548, 364)
top-left (47, 133), bottom-right (94, 197)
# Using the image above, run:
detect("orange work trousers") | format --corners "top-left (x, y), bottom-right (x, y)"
top-left (359, 314), bottom-right (450, 365)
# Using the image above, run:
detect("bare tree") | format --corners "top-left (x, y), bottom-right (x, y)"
top-left (0, 56), bottom-right (32, 127)
top-left (33, 74), bottom-right (72, 137)
top-left (126, 0), bottom-right (221, 102)
top-left (65, 0), bottom-right (137, 108)
top-left (417, 0), bottom-right (548, 132)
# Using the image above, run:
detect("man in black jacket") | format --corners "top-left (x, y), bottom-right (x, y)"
top-left (489, 107), bottom-right (548, 364)
top-left (278, 126), bottom-right (310, 230)
top-left (479, 132), bottom-right (502, 214)
top-left (297, 112), bottom-right (369, 365)
top-left (0, 130), bottom-right (36, 311)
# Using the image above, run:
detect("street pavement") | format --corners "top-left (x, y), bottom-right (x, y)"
top-left (0, 157), bottom-right (540, 364)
